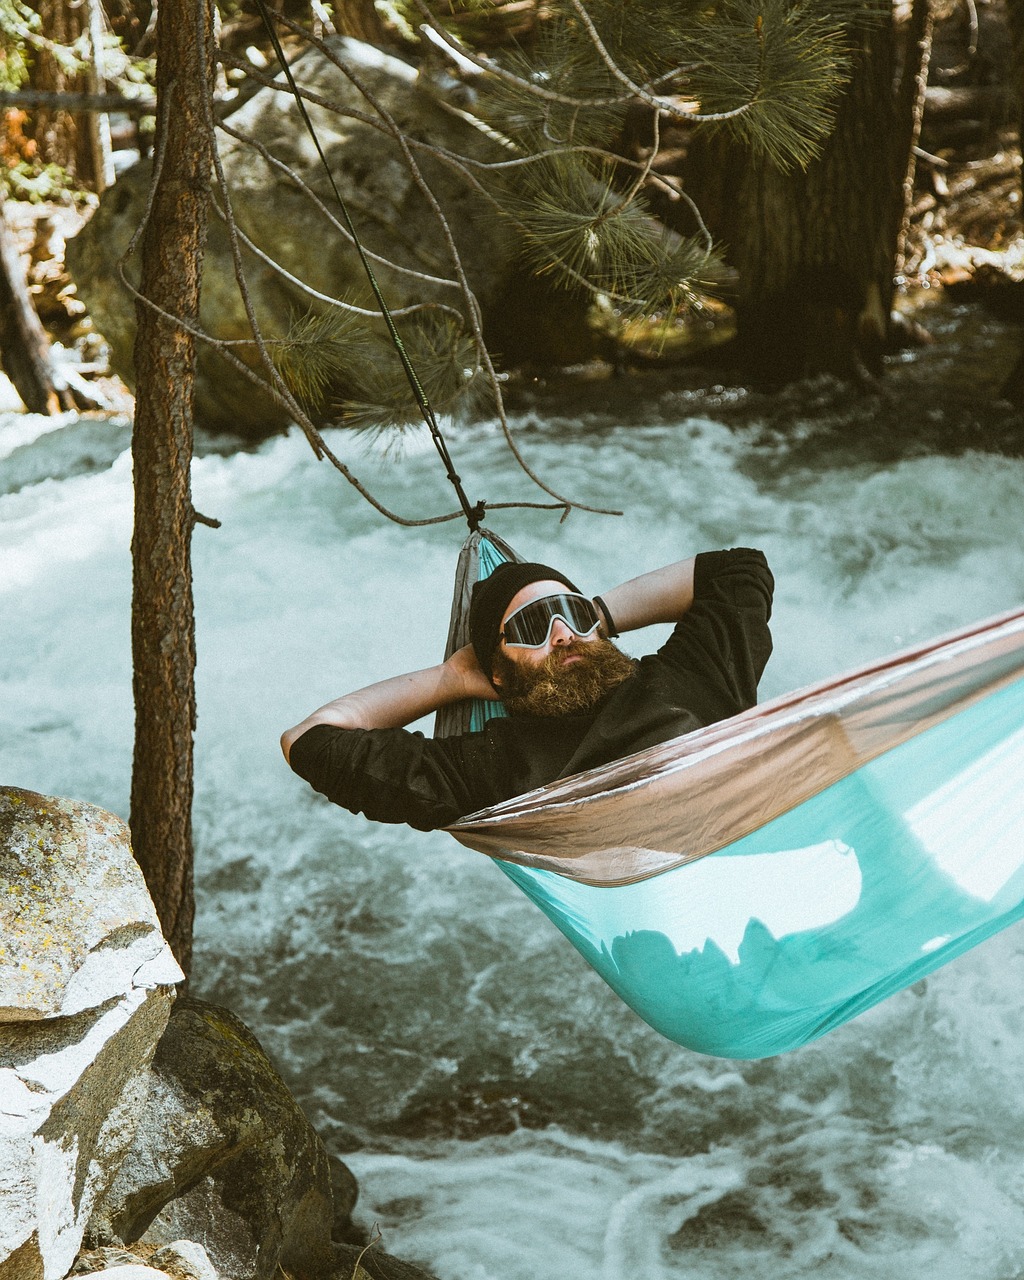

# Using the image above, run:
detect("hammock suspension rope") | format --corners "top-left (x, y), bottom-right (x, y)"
top-left (254, 0), bottom-right (485, 531)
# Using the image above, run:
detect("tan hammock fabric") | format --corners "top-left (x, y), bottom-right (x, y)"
top-left (448, 605), bottom-right (1024, 887)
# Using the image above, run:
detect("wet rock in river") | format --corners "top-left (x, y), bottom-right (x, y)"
top-left (87, 996), bottom-right (342, 1279)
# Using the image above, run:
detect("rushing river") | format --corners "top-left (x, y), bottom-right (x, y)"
top-left (3, 302), bottom-right (1024, 1279)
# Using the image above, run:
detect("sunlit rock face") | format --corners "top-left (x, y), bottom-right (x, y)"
top-left (65, 36), bottom-right (597, 438)
top-left (73, 1241), bottom-right (219, 1280)
top-left (0, 786), bottom-right (183, 1280)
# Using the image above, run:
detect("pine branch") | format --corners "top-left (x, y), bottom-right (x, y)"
top-left (675, 0), bottom-right (854, 168)
top-left (272, 308), bottom-right (372, 408)
top-left (338, 314), bottom-right (490, 431)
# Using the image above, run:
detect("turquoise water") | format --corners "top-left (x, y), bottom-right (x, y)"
top-left (3, 309), bottom-right (1024, 1277)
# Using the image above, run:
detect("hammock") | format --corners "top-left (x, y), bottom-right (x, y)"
top-left (254, 13), bottom-right (1024, 1058)
top-left (437, 530), bottom-right (1024, 1059)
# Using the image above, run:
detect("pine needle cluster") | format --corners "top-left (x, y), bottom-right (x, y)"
top-left (468, 0), bottom-right (856, 314)
top-left (273, 307), bottom-right (489, 433)
top-left (272, 308), bottom-right (372, 410)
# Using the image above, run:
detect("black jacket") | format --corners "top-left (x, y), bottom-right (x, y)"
top-left (289, 548), bottom-right (774, 831)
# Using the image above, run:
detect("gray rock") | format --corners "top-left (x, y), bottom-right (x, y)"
top-left (88, 997), bottom-right (339, 1280)
top-left (75, 1268), bottom-right (171, 1280)
top-left (0, 787), bottom-right (183, 1021)
top-left (72, 1239), bottom-right (218, 1280)
top-left (65, 36), bottom-right (595, 436)
top-left (149, 1240), bottom-right (218, 1280)
top-left (329, 1153), bottom-right (360, 1244)
top-left (71, 1246), bottom-right (151, 1273)
top-left (0, 787), bottom-right (183, 1280)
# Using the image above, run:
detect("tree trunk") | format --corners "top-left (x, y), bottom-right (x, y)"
top-left (85, 0), bottom-right (115, 193)
top-left (0, 209), bottom-right (74, 413)
top-left (333, 0), bottom-right (391, 44)
top-left (1000, 0), bottom-right (1024, 403)
top-left (682, 2), bottom-right (931, 382)
top-left (130, 0), bottom-right (215, 977)
top-left (27, 1), bottom-right (89, 185)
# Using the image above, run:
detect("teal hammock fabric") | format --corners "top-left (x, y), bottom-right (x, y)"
top-left (440, 532), bottom-right (1024, 1059)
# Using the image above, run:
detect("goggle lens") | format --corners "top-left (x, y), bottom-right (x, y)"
top-left (501, 593), bottom-right (601, 648)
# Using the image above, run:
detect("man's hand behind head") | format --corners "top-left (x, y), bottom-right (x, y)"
top-left (443, 644), bottom-right (502, 703)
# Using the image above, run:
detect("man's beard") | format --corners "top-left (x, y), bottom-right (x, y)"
top-left (492, 637), bottom-right (637, 718)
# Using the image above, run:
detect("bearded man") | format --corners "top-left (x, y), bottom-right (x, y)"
top-left (281, 548), bottom-right (774, 831)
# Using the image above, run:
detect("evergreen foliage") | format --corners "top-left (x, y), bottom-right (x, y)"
top-left (472, 0), bottom-right (855, 298)
top-left (273, 306), bottom-right (489, 430)
top-left (271, 0), bottom-right (859, 428)
top-left (0, 0), bottom-right (37, 90)
top-left (4, 1), bottom-right (861, 432)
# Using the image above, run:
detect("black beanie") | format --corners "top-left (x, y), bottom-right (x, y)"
top-left (470, 561), bottom-right (581, 672)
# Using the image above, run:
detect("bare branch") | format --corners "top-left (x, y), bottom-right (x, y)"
top-left (275, 13), bottom-right (618, 518)
top-left (116, 75), bottom-right (588, 525)
top-left (217, 118), bottom-right (462, 293)
top-left (0, 88), bottom-right (157, 113)
top-left (415, 0), bottom-right (746, 125)
top-left (409, 0), bottom-right (635, 109)
top-left (620, 102), bottom-right (661, 206)
top-left (208, 190), bottom-right (465, 324)
top-left (566, 0), bottom-right (752, 125)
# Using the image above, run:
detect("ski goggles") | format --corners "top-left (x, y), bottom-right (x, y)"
top-left (501, 592), bottom-right (601, 649)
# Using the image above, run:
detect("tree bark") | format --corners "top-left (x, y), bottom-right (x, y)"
top-left (130, 0), bottom-right (215, 976)
top-left (85, 0), bottom-right (116, 193)
top-left (0, 209), bottom-right (74, 413)
top-left (681, 3), bottom-right (931, 382)
top-left (332, 0), bottom-right (391, 44)
top-left (27, 1), bottom-right (90, 185)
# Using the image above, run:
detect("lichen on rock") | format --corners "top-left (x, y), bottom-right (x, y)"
top-left (0, 786), bottom-right (183, 1280)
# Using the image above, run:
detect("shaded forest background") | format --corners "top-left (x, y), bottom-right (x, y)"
top-left (6, 0), bottom-right (1024, 415)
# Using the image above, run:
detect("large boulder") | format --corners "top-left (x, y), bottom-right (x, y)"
top-left (0, 787), bottom-right (183, 1280)
top-left (73, 1242), bottom-right (219, 1280)
top-left (66, 37), bottom-right (597, 437)
top-left (87, 997), bottom-right (340, 1280)
top-left (73, 1240), bottom-right (437, 1280)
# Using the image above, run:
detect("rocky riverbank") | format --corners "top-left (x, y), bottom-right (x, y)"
top-left (0, 785), bottom-right (435, 1280)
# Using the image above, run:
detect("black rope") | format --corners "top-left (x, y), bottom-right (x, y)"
top-left (252, 0), bottom-right (484, 532)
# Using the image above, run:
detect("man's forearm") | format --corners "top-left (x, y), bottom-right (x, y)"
top-left (282, 644), bottom-right (498, 764)
top-left (597, 557), bottom-right (697, 634)
top-left (281, 663), bottom-right (460, 763)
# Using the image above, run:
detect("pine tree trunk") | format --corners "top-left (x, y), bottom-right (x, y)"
top-left (0, 210), bottom-right (73, 413)
top-left (84, 0), bottom-right (115, 193)
top-left (28, 1), bottom-right (89, 185)
top-left (684, 3), bottom-right (930, 382)
top-left (333, 0), bottom-right (390, 44)
top-left (27, 0), bottom-right (114, 190)
top-left (130, 0), bottom-right (215, 977)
